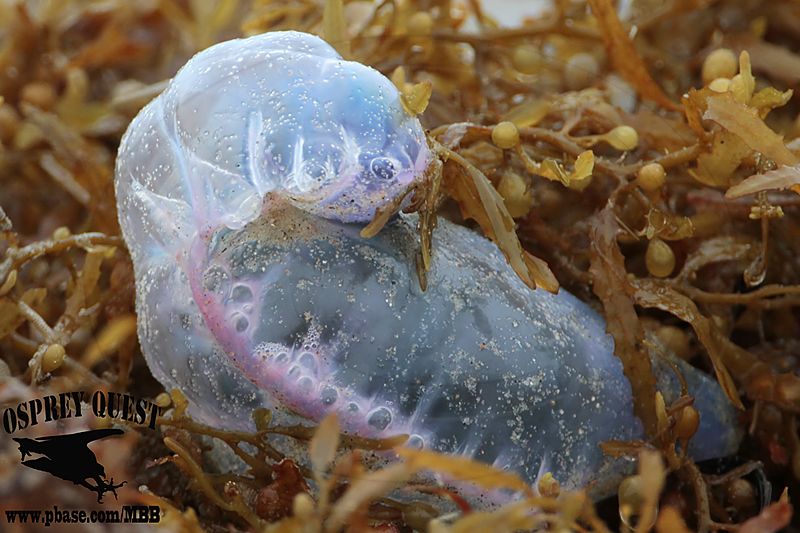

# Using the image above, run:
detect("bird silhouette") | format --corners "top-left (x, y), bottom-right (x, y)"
top-left (13, 428), bottom-right (127, 502)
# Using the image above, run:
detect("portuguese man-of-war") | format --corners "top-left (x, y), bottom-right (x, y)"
top-left (115, 30), bottom-right (741, 501)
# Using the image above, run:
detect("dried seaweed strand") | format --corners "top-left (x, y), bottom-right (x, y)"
top-left (679, 460), bottom-right (712, 533)
top-left (678, 284), bottom-right (800, 305)
top-left (589, 205), bottom-right (659, 437)
top-left (163, 436), bottom-right (266, 530)
top-left (158, 415), bottom-right (287, 478)
top-left (0, 233), bottom-right (122, 283)
top-left (587, 0), bottom-right (680, 110)
top-left (632, 279), bottom-right (744, 409)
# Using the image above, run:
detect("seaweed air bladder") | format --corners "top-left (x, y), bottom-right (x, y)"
top-left (114, 31), bottom-right (740, 503)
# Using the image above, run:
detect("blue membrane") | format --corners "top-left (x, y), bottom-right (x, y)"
top-left (115, 31), bottom-right (741, 504)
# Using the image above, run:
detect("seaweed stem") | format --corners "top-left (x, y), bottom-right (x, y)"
top-left (0, 233), bottom-right (122, 283)
top-left (163, 436), bottom-right (266, 530)
top-left (680, 460), bottom-right (711, 533)
top-left (677, 284), bottom-right (800, 305)
top-left (15, 299), bottom-right (55, 339)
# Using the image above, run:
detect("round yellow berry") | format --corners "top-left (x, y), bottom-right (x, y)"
top-left (606, 125), bottom-right (638, 151)
top-left (656, 325), bottom-right (692, 360)
top-left (675, 405), bottom-right (700, 440)
top-left (636, 162), bottom-right (666, 192)
top-left (42, 343), bottom-right (66, 373)
top-left (292, 492), bottom-right (314, 519)
top-left (646, 238), bottom-right (676, 278)
top-left (702, 48), bottom-right (738, 85)
top-left (726, 478), bottom-right (756, 512)
top-left (708, 77), bottom-right (731, 93)
top-left (491, 121), bottom-right (520, 149)
top-left (512, 45), bottom-right (541, 75)
top-left (52, 226), bottom-right (71, 240)
top-left (564, 53), bottom-right (599, 90)
top-left (537, 472), bottom-right (560, 498)
top-left (408, 11), bottom-right (434, 37)
top-left (497, 172), bottom-right (532, 218)
top-left (154, 392), bottom-right (172, 408)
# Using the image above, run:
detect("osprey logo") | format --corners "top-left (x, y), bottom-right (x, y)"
top-left (12, 429), bottom-right (127, 503)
